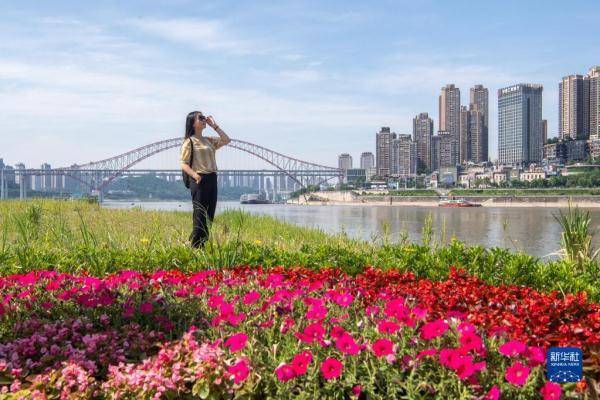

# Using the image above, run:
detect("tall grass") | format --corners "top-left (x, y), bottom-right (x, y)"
top-left (0, 199), bottom-right (598, 301)
top-left (553, 201), bottom-right (599, 271)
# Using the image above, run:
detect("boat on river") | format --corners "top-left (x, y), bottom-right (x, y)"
top-left (438, 198), bottom-right (482, 207)
top-left (240, 193), bottom-right (272, 204)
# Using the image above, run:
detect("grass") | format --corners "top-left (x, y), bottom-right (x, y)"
top-left (0, 199), bottom-right (598, 301)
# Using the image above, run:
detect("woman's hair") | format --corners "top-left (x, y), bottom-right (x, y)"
top-left (184, 111), bottom-right (203, 139)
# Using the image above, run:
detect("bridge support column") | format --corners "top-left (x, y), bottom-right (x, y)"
top-left (0, 167), bottom-right (5, 200)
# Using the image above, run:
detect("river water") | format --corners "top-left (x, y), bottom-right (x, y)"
top-left (102, 200), bottom-right (600, 258)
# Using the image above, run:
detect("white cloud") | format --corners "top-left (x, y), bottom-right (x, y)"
top-left (125, 18), bottom-right (265, 55)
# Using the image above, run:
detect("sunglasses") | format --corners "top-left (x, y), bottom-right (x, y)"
top-left (197, 114), bottom-right (206, 121)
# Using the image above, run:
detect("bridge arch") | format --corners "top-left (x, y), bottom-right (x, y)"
top-left (63, 138), bottom-right (342, 190)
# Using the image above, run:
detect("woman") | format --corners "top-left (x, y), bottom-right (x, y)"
top-left (180, 111), bottom-right (231, 248)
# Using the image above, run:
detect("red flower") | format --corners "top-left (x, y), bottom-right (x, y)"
top-left (320, 357), bottom-right (343, 380)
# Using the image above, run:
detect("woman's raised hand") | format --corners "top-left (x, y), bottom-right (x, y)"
top-left (206, 116), bottom-right (218, 129)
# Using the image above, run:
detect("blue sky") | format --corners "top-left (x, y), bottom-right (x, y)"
top-left (1, 0), bottom-right (598, 169)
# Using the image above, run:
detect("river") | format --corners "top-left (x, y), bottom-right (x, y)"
top-left (102, 200), bottom-right (600, 258)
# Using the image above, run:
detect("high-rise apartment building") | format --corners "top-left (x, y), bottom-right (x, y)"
top-left (412, 113), bottom-right (434, 173)
top-left (541, 119), bottom-right (548, 144)
top-left (469, 109), bottom-right (487, 163)
top-left (589, 66), bottom-right (600, 139)
top-left (338, 153), bottom-right (353, 170)
top-left (498, 84), bottom-right (543, 165)
top-left (559, 75), bottom-right (589, 140)
top-left (360, 152), bottom-right (374, 170)
top-left (469, 85), bottom-right (489, 163)
top-left (376, 127), bottom-right (395, 177)
top-left (439, 84), bottom-right (461, 166)
top-left (391, 134), bottom-right (416, 177)
top-left (459, 106), bottom-right (470, 163)
top-left (438, 131), bottom-right (454, 168)
top-left (430, 135), bottom-right (441, 172)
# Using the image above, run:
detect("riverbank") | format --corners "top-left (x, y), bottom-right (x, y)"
top-left (290, 191), bottom-right (600, 207)
top-left (0, 199), bottom-right (598, 301)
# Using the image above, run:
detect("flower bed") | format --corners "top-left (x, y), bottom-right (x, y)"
top-left (0, 266), bottom-right (598, 399)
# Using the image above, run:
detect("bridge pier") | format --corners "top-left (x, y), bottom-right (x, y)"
top-left (19, 175), bottom-right (26, 200)
top-left (0, 167), bottom-right (5, 200)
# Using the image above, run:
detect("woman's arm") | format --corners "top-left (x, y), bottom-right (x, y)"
top-left (206, 116), bottom-right (231, 150)
top-left (181, 163), bottom-right (201, 183)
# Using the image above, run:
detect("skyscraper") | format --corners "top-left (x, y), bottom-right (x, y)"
top-left (360, 152), bottom-right (374, 170)
top-left (438, 131), bottom-right (454, 168)
top-left (376, 127), bottom-right (395, 177)
top-left (412, 113), bottom-right (434, 173)
top-left (470, 109), bottom-right (486, 163)
top-left (589, 66), bottom-right (600, 140)
top-left (541, 119), bottom-right (548, 144)
top-left (498, 84), bottom-right (544, 165)
top-left (559, 75), bottom-right (590, 140)
top-left (439, 84), bottom-right (461, 166)
top-left (469, 85), bottom-right (489, 163)
top-left (430, 135), bottom-right (441, 172)
top-left (338, 153), bottom-right (353, 170)
top-left (459, 106), bottom-right (470, 163)
top-left (391, 134), bottom-right (416, 176)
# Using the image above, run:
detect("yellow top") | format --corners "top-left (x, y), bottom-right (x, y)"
top-left (180, 136), bottom-right (220, 173)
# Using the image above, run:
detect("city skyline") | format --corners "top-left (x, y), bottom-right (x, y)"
top-left (1, 1), bottom-right (599, 168)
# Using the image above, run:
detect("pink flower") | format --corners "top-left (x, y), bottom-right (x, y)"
top-left (417, 348), bottom-right (438, 359)
top-left (139, 302), bottom-right (153, 314)
top-left (225, 333), bottom-right (248, 352)
top-left (306, 304), bottom-right (328, 320)
top-left (525, 346), bottom-right (545, 366)
top-left (459, 332), bottom-right (483, 352)
top-left (243, 291), bottom-right (261, 305)
top-left (505, 361), bottom-right (530, 387)
top-left (320, 358), bottom-right (343, 380)
top-left (420, 319), bottom-right (449, 340)
top-left (295, 322), bottom-right (325, 343)
top-left (483, 385), bottom-right (501, 400)
top-left (499, 340), bottom-right (527, 357)
top-left (540, 381), bottom-right (562, 400)
top-left (352, 385), bottom-right (362, 397)
top-left (291, 351), bottom-right (313, 376)
top-left (275, 364), bottom-right (295, 382)
top-left (371, 338), bottom-right (394, 357)
top-left (228, 359), bottom-right (249, 384)
top-left (335, 332), bottom-right (360, 355)
top-left (334, 291), bottom-right (354, 307)
top-left (377, 319), bottom-right (400, 334)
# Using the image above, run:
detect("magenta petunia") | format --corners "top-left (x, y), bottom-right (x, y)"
top-left (320, 358), bottom-right (343, 380)
top-left (505, 361), bottom-right (531, 387)
top-left (227, 359), bottom-right (249, 384)
top-left (225, 332), bottom-right (248, 352)
top-left (291, 350), bottom-right (313, 376)
top-left (499, 340), bottom-right (527, 357)
top-left (139, 302), bottom-right (153, 314)
top-left (420, 319), bottom-right (449, 340)
top-left (540, 381), bottom-right (562, 400)
top-left (275, 364), bottom-right (296, 382)
top-left (483, 385), bottom-right (501, 400)
top-left (335, 332), bottom-right (361, 355)
top-left (371, 338), bottom-right (394, 357)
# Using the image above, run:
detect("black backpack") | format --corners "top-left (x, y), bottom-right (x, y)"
top-left (182, 138), bottom-right (195, 188)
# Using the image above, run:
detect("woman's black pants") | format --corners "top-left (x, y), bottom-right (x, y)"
top-left (189, 172), bottom-right (218, 248)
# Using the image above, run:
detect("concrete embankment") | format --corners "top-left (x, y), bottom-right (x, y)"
top-left (289, 191), bottom-right (600, 208)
